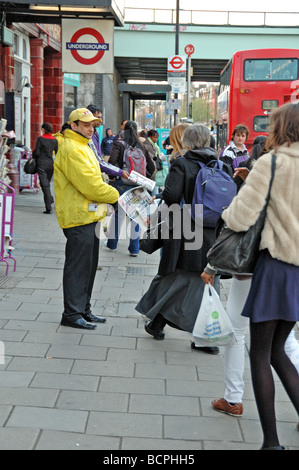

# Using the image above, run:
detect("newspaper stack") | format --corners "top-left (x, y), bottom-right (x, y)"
top-left (118, 186), bottom-right (153, 232)
top-left (0, 119), bottom-right (12, 186)
top-left (128, 171), bottom-right (156, 192)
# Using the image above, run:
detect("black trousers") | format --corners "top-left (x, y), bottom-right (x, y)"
top-left (37, 164), bottom-right (54, 211)
top-left (62, 222), bottom-right (99, 320)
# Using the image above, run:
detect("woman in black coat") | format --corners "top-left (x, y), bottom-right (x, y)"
top-left (136, 124), bottom-right (231, 344)
top-left (33, 122), bottom-right (58, 214)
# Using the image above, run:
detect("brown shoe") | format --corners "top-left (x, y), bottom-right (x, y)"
top-left (211, 398), bottom-right (243, 417)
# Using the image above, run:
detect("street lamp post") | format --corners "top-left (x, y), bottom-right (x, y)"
top-left (174, 0), bottom-right (179, 126)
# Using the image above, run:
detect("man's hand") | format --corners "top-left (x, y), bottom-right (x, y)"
top-left (121, 170), bottom-right (130, 179)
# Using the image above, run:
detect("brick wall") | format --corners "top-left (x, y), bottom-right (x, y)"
top-left (30, 38), bottom-right (45, 148)
top-left (43, 50), bottom-right (63, 133)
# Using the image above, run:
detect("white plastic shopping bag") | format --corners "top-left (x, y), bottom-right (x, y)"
top-left (192, 284), bottom-right (236, 347)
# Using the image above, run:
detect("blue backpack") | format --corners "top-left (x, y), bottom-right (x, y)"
top-left (191, 160), bottom-right (237, 228)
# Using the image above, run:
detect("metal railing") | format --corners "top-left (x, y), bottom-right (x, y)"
top-left (123, 8), bottom-right (299, 27)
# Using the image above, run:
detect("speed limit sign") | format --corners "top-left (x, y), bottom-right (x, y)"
top-left (184, 44), bottom-right (195, 57)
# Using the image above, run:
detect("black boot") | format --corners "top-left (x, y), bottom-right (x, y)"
top-left (151, 313), bottom-right (167, 330)
top-left (145, 314), bottom-right (166, 340)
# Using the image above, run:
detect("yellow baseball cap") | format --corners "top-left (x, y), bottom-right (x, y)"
top-left (68, 108), bottom-right (100, 124)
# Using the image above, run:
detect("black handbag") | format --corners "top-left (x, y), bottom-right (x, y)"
top-left (207, 154), bottom-right (276, 275)
top-left (139, 200), bottom-right (168, 254)
top-left (24, 157), bottom-right (37, 175)
top-left (153, 154), bottom-right (163, 171)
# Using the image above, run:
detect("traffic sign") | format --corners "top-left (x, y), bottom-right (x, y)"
top-left (167, 55), bottom-right (187, 73)
top-left (184, 44), bottom-right (195, 57)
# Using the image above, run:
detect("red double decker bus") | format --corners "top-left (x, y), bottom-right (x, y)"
top-left (217, 48), bottom-right (299, 151)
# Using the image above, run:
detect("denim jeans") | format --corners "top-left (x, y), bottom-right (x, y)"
top-left (106, 179), bottom-right (140, 254)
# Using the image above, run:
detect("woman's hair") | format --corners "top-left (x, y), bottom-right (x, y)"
top-left (148, 129), bottom-right (159, 139)
top-left (231, 124), bottom-right (249, 139)
top-left (266, 102), bottom-right (299, 150)
top-left (87, 104), bottom-right (102, 115)
top-left (123, 120), bottom-right (141, 147)
top-left (169, 123), bottom-right (189, 156)
top-left (181, 124), bottom-right (210, 150)
top-left (139, 129), bottom-right (148, 138)
top-left (251, 135), bottom-right (267, 159)
top-left (42, 122), bottom-right (53, 134)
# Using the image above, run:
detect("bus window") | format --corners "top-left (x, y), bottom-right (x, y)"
top-left (244, 58), bottom-right (298, 81)
top-left (253, 116), bottom-right (270, 132)
top-left (262, 100), bottom-right (278, 110)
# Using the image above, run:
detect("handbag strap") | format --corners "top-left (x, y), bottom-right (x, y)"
top-left (264, 154), bottom-right (276, 208)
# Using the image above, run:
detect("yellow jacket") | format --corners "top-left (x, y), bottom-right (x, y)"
top-left (54, 129), bottom-right (119, 229)
top-left (53, 131), bottom-right (64, 148)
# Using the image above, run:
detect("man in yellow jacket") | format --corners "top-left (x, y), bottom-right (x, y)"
top-left (54, 108), bottom-right (119, 329)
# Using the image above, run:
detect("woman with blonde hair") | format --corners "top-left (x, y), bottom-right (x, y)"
top-left (169, 123), bottom-right (189, 162)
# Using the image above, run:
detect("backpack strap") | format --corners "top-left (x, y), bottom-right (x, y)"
top-left (205, 159), bottom-right (224, 170)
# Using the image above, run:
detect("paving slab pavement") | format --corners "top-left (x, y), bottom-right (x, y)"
top-left (0, 189), bottom-right (298, 451)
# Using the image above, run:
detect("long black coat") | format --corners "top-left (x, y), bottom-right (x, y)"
top-left (157, 147), bottom-right (223, 276)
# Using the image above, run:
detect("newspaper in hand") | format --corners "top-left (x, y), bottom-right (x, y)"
top-left (118, 186), bottom-right (154, 232)
top-left (128, 171), bottom-right (156, 192)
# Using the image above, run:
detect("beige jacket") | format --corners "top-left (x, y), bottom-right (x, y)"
top-left (222, 143), bottom-right (299, 266)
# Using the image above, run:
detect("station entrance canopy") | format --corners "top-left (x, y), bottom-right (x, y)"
top-left (118, 84), bottom-right (172, 119)
top-left (118, 83), bottom-right (172, 101)
top-left (0, 0), bottom-right (124, 26)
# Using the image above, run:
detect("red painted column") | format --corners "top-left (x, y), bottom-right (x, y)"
top-left (44, 50), bottom-right (64, 133)
top-left (0, 45), bottom-right (14, 118)
top-left (30, 38), bottom-right (45, 149)
top-left (0, 45), bottom-right (14, 91)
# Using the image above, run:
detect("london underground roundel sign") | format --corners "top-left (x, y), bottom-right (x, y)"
top-left (62, 19), bottom-right (114, 74)
top-left (167, 55), bottom-right (187, 73)
top-left (169, 56), bottom-right (185, 69)
top-left (68, 28), bottom-right (108, 65)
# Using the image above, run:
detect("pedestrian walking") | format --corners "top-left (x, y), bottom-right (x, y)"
top-left (54, 108), bottom-right (119, 330)
top-left (33, 122), bottom-right (58, 214)
top-left (219, 102), bottom-right (299, 450)
top-left (114, 119), bottom-right (127, 141)
top-left (101, 128), bottom-right (114, 160)
top-left (136, 124), bottom-right (226, 347)
top-left (105, 120), bottom-right (155, 256)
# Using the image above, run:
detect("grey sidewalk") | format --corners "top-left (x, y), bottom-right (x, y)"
top-left (0, 189), bottom-right (298, 451)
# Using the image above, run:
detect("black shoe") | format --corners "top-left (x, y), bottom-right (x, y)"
top-left (190, 342), bottom-right (219, 355)
top-left (261, 446), bottom-right (285, 450)
top-left (145, 320), bottom-right (165, 340)
top-left (61, 317), bottom-right (96, 329)
top-left (82, 313), bottom-right (106, 323)
top-left (43, 210), bottom-right (52, 214)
